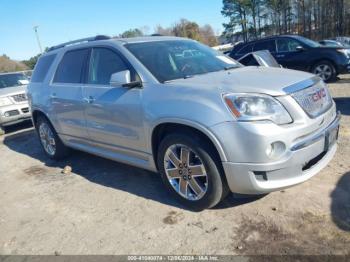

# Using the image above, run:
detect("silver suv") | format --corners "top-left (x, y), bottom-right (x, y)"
top-left (28, 35), bottom-right (340, 210)
top-left (0, 72), bottom-right (31, 133)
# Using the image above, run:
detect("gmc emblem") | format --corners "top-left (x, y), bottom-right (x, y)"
top-left (311, 88), bottom-right (327, 102)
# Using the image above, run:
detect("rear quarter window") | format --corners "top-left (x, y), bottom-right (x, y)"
top-left (53, 49), bottom-right (89, 84)
top-left (253, 40), bottom-right (276, 53)
top-left (237, 44), bottom-right (253, 55)
top-left (31, 54), bottom-right (56, 83)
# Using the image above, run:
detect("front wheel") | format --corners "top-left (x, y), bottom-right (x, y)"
top-left (157, 133), bottom-right (228, 210)
top-left (312, 61), bottom-right (336, 82)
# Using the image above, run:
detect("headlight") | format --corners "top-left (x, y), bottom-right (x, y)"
top-left (0, 97), bottom-right (13, 107)
top-left (337, 49), bottom-right (350, 58)
top-left (223, 93), bottom-right (293, 125)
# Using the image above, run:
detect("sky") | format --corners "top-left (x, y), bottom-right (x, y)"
top-left (0, 0), bottom-right (225, 60)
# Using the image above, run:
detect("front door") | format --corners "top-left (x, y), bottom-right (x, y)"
top-left (82, 47), bottom-right (145, 156)
top-left (275, 38), bottom-right (306, 71)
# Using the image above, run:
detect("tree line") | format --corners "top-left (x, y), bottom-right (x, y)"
top-left (117, 19), bottom-right (219, 47)
top-left (222, 0), bottom-right (350, 42)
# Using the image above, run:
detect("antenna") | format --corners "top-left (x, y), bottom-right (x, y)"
top-left (33, 25), bottom-right (43, 54)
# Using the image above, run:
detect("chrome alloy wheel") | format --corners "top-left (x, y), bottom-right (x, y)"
top-left (164, 144), bottom-right (208, 201)
top-left (39, 122), bottom-right (56, 156)
top-left (313, 64), bottom-right (332, 81)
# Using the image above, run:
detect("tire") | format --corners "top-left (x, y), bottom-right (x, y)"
top-left (36, 116), bottom-right (70, 160)
top-left (157, 132), bottom-right (229, 211)
top-left (311, 60), bottom-right (336, 82)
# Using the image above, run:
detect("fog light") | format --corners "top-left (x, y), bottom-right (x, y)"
top-left (266, 141), bottom-right (286, 159)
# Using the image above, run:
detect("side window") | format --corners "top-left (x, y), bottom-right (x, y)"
top-left (53, 49), bottom-right (89, 83)
top-left (31, 54), bottom-right (56, 83)
top-left (237, 44), bottom-right (253, 55)
top-left (88, 48), bottom-right (128, 85)
top-left (253, 40), bottom-right (276, 53)
top-left (277, 39), bottom-right (301, 52)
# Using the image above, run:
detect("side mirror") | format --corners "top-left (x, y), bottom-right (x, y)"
top-left (110, 70), bottom-right (131, 86)
top-left (296, 46), bottom-right (304, 52)
top-left (110, 70), bottom-right (142, 88)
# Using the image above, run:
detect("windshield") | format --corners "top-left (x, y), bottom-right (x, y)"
top-left (295, 36), bottom-right (321, 48)
top-left (125, 40), bottom-right (241, 82)
top-left (0, 73), bottom-right (29, 89)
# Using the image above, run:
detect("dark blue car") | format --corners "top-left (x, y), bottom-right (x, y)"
top-left (230, 35), bottom-right (350, 82)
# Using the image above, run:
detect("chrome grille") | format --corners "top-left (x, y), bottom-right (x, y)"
top-left (11, 93), bottom-right (28, 103)
top-left (291, 81), bottom-right (333, 118)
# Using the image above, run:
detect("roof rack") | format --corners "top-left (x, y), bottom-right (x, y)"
top-left (48, 35), bottom-right (111, 51)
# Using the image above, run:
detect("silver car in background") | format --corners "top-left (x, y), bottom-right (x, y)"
top-left (0, 72), bottom-right (31, 133)
top-left (28, 36), bottom-right (340, 210)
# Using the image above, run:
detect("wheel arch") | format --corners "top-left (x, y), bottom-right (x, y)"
top-left (309, 58), bottom-right (338, 74)
top-left (150, 120), bottom-right (227, 170)
top-left (32, 109), bottom-right (53, 129)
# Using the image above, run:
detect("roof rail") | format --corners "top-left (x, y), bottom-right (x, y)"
top-left (48, 35), bottom-right (111, 51)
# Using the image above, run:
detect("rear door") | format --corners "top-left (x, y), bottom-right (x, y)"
top-left (275, 38), bottom-right (307, 70)
top-left (82, 47), bottom-right (145, 156)
top-left (253, 39), bottom-right (277, 54)
top-left (50, 48), bottom-right (89, 142)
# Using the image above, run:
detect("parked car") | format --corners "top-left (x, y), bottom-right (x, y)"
top-left (0, 72), bottom-right (31, 133)
top-left (319, 39), bottom-right (346, 48)
top-left (28, 35), bottom-right (339, 210)
top-left (230, 35), bottom-right (350, 82)
top-left (334, 36), bottom-right (350, 47)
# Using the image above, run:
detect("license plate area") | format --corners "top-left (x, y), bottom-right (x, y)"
top-left (324, 125), bottom-right (339, 151)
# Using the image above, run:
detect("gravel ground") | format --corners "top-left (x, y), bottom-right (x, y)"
top-left (0, 75), bottom-right (349, 255)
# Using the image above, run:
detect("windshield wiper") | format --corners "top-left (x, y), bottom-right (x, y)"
top-left (224, 66), bottom-right (237, 71)
top-left (183, 75), bottom-right (194, 79)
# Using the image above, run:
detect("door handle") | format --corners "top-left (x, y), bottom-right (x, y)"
top-left (83, 96), bottom-right (95, 104)
top-left (276, 54), bottom-right (285, 58)
top-left (50, 93), bottom-right (57, 99)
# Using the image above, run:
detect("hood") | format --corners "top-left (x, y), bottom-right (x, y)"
top-left (166, 66), bottom-right (315, 96)
top-left (0, 85), bottom-right (27, 98)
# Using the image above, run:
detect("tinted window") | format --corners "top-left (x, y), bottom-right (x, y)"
top-left (237, 44), bottom-right (253, 55)
top-left (88, 48), bottom-right (128, 85)
top-left (31, 54), bottom-right (56, 83)
top-left (277, 38), bottom-right (301, 52)
top-left (238, 54), bottom-right (259, 66)
top-left (0, 73), bottom-right (28, 89)
top-left (53, 49), bottom-right (88, 83)
top-left (253, 40), bottom-right (276, 52)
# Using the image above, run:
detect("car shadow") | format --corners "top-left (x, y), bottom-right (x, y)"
top-left (2, 128), bottom-right (262, 211)
top-left (2, 120), bottom-right (33, 134)
top-left (331, 172), bottom-right (350, 231)
top-left (334, 97), bottom-right (350, 116)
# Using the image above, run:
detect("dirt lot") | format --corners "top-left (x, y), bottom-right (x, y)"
top-left (0, 75), bottom-right (349, 255)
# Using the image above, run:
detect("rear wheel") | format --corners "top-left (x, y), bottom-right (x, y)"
top-left (36, 116), bottom-right (70, 160)
top-left (157, 132), bottom-right (228, 210)
top-left (312, 61), bottom-right (336, 82)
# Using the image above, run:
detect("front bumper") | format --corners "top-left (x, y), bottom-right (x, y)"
top-left (0, 103), bottom-right (31, 127)
top-left (216, 110), bottom-right (340, 194)
top-left (337, 59), bottom-right (350, 74)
